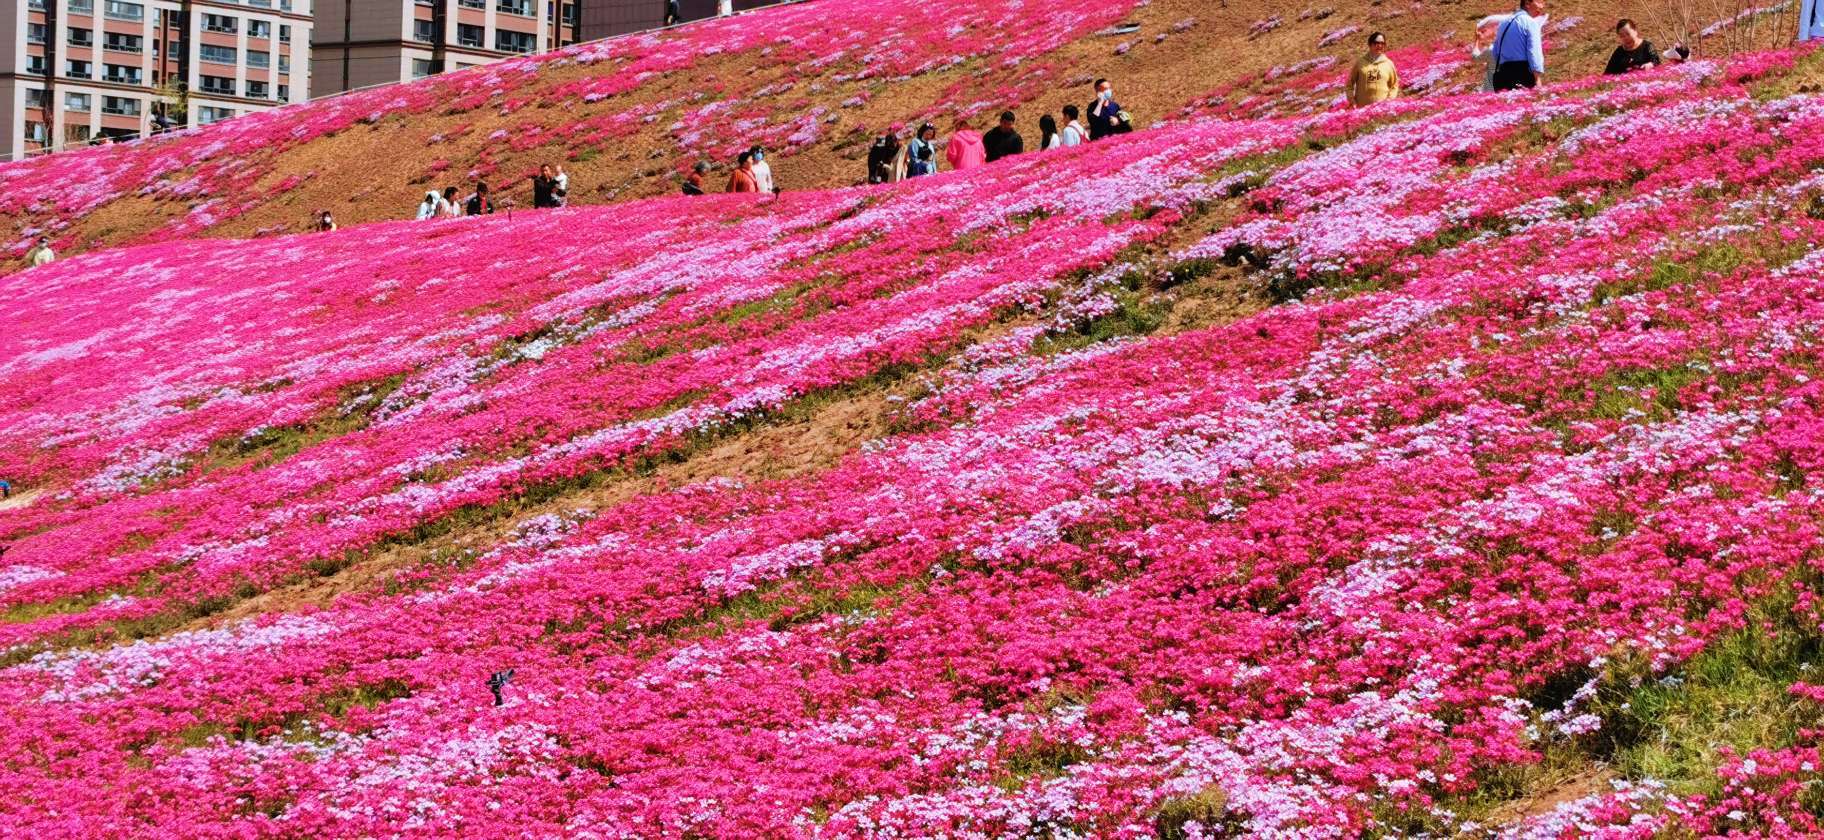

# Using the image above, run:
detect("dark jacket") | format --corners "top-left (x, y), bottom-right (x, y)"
top-left (532, 175), bottom-right (566, 209)
top-left (465, 194), bottom-right (494, 215)
top-left (1087, 97), bottom-right (1123, 140)
top-left (1604, 41), bottom-right (1661, 75)
top-left (867, 136), bottom-right (902, 183)
top-left (982, 126), bottom-right (1024, 162)
top-left (682, 173), bottom-right (705, 195)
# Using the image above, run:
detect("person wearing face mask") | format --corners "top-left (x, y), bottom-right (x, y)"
top-left (1346, 32), bottom-right (1401, 108)
top-left (748, 145), bottom-right (777, 194)
top-left (1087, 78), bottom-right (1123, 141)
top-left (315, 210), bottom-right (337, 232)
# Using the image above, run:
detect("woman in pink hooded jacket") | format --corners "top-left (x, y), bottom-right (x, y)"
top-left (945, 118), bottom-right (987, 171)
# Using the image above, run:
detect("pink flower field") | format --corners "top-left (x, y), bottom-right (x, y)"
top-left (7, 5), bottom-right (1824, 837)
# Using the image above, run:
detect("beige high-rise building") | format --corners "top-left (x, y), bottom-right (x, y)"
top-left (2, 0), bottom-right (313, 160)
top-left (311, 0), bottom-right (575, 96)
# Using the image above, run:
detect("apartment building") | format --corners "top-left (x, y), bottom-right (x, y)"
top-left (311, 0), bottom-right (575, 96)
top-left (1, 0), bottom-right (312, 159)
top-left (574, 0), bottom-right (782, 42)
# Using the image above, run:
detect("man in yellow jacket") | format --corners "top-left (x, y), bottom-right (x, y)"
top-left (1347, 32), bottom-right (1401, 108)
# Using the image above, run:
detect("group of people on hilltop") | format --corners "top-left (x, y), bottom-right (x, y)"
top-left (674, 78), bottom-right (1134, 194)
top-left (279, 5), bottom-right (1729, 239)
top-left (1354, 0), bottom-right (1695, 106)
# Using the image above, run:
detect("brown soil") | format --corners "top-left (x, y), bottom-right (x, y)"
top-left (1485, 766), bottom-right (1618, 827)
top-left (0, 489), bottom-right (45, 512)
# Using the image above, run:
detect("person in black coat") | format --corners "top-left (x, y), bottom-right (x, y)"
top-left (1603, 19), bottom-right (1662, 75)
top-left (981, 111), bottom-right (1025, 162)
top-left (1087, 78), bottom-right (1124, 140)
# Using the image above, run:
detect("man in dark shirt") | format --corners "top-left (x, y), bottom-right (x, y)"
top-left (981, 111), bottom-right (1025, 163)
top-left (531, 164), bottom-right (567, 209)
top-left (1604, 19), bottom-right (1661, 75)
top-left (1087, 78), bottom-right (1123, 140)
top-left (465, 181), bottom-right (494, 215)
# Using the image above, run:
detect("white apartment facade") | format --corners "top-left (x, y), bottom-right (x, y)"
top-left (1, 0), bottom-right (312, 159)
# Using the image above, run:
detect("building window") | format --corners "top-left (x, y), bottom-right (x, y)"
top-left (497, 0), bottom-right (531, 16)
top-left (26, 122), bottom-right (48, 144)
top-left (496, 29), bottom-right (535, 52)
top-left (68, 27), bottom-right (94, 46)
top-left (103, 64), bottom-right (143, 84)
top-left (279, 0), bottom-right (292, 11)
top-left (277, 84), bottom-right (289, 100)
top-left (410, 58), bottom-right (433, 79)
top-left (104, 32), bottom-right (143, 52)
top-left (458, 0), bottom-right (484, 7)
top-left (278, 55), bottom-right (290, 72)
top-left (104, 0), bottom-right (144, 21)
top-left (457, 23), bottom-right (483, 47)
top-left (65, 59), bottom-right (92, 79)
top-left (26, 56), bottom-right (48, 75)
top-left (68, 0), bottom-right (94, 12)
top-left (202, 13), bottom-right (237, 33)
top-left (65, 124), bottom-right (93, 145)
top-left (199, 44), bottom-right (237, 64)
top-left (247, 50), bottom-right (270, 68)
top-left (248, 0), bottom-right (271, 6)
top-left (199, 75), bottom-right (235, 95)
top-left (248, 20), bottom-right (271, 38)
top-left (102, 95), bottom-right (141, 116)
top-left (279, 24), bottom-right (290, 42)
top-left (65, 92), bottom-right (91, 111)
top-left (25, 88), bottom-right (47, 108)
top-left (247, 80), bottom-right (269, 97)
top-left (561, 3), bottom-right (575, 23)
top-left (28, 0), bottom-right (45, 9)
top-left (197, 105), bottom-right (233, 124)
top-left (27, 23), bottom-right (47, 44)
top-left (412, 19), bottom-right (436, 42)
top-left (167, 40), bottom-right (182, 57)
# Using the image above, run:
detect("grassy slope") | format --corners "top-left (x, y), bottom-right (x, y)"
top-left (0, 0), bottom-right (1737, 270)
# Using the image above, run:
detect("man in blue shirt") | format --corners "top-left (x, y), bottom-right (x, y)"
top-left (1087, 79), bottom-right (1124, 141)
top-left (1491, 0), bottom-right (1547, 91)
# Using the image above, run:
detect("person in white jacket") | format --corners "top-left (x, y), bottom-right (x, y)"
top-left (748, 146), bottom-right (776, 193)
top-left (416, 190), bottom-right (455, 220)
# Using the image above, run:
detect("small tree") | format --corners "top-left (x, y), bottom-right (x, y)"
top-left (155, 78), bottom-right (189, 131)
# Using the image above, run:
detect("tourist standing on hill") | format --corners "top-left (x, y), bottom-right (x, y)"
top-left (1087, 79), bottom-right (1123, 140)
top-left (946, 119), bottom-right (987, 171)
top-left (1472, 15), bottom-right (1506, 92)
top-left (867, 128), bottom-right (906, 184)
top-left (1347, 32), bottom-right (1401, 108)
top-left (465, 182), bottom-right (495, 215)
top-left (749, 146), bottom-right (777, 193)
top-left (25, 237), bottom-right (54, 267)
top-left (1040, 114), bottom-right (1061, 150)
top-left (982, 111), bottom-right (1025, 162)
top-left (417, 190), bottom-right (448, 220)
top-left (906, 123), bottom-right (939, 177)
top-left (1491, 0), bottom-right (1547, 91)
top-left (532, 164), bottom-right (568, 209)
top-left (665, 0), bottom-right (680, 25)
top-left (315, 210), bottom-right (337, 232)
top-left (683, 161), bottom-right (710, 195)
top-left (1059, 105), bottom-right (1088, 147)
top-left (440, 187), bottom-right (462, 218)
top-left (728, 151), bottom-right (761, 193)
top-left (1604, 19), bottom-right (1661, 74)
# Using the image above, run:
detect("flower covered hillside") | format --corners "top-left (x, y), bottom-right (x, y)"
top-left (9, 43), bottom-right (1824, 840)
top-left (0, 0), bottom-right (1753, 269)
